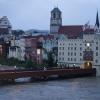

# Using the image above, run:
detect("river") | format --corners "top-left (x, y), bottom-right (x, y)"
top-left (0, 77), bottom-right (100, 100)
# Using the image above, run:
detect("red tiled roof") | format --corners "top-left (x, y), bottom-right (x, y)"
top-left (58, 25), bottom-right (83, 38)
top-left (59, 25), bottom-right (83, 33)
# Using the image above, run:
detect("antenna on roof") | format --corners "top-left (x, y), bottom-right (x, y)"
top-left (54, 0), bottom-right (59, 8)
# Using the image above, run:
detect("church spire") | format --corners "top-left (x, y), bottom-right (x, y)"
top-left (95, 11), bottom-right (99, 28)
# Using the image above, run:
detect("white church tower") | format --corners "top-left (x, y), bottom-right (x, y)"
top-left (50, 7), bottom-right (62, 34)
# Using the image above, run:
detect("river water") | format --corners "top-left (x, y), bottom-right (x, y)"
top-left (0, 77), bottom-right (100, 100)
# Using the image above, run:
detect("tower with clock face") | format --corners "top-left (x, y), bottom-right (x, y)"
top-left (50, 7), bottom-right (62, 34)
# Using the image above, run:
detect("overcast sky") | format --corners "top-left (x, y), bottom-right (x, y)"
top-left (0, 0), bottom-right (99, 30)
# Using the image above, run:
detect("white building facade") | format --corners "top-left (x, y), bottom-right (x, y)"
top-left (8, 37), bottom-right (25, 61)
top-left (58, 25), bottom-right (100, 76)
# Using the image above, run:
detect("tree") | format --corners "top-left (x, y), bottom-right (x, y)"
top-left (25, 60), bottom-right (36, 69)
top-left (47, 51), bottom-right (54, 67)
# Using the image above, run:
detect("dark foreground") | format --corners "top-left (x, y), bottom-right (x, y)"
top-left (0, 77), bottom-right (100, 100)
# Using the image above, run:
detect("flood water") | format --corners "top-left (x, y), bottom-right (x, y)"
top-left (0, 77), bottom-right (100, 100)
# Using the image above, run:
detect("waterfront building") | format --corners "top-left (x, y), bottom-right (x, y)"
top-left (8, 37), bottom-right (25, 61)
top-left (0, 16), bottom-right (12, 42)
top-left (49, 7), bottom-right (100, 75)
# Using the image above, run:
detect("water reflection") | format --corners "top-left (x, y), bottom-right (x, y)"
top-left (0, 77), bottom-right (100, 100)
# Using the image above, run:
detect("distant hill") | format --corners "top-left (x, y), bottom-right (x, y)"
top-left (25, 29), bottom-right (50, 36)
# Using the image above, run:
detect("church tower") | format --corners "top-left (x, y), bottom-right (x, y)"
top-left (95, 11), bottom-right (100, 33)
top-left (95, 11), bottom-right (99, 28)
top-left (50, 7), bottom-right (62, 34)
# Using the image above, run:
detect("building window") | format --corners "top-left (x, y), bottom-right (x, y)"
top-left (71, 52), bottom-right (73, 56)
top-left (53, 13), bottom-right (56, 19)
top-left (80, 47), bottom-right (82, 51)
top-left (71, 47), bottom-right (73, 50)
top-left (96, 52), bottom-right (98, 56)
top-left (90, 43), bottom-right (92, 46)
top-left (74, 47), bottom-right (76, 50)
top-left (62, 47), bottom-right (64, 50)
top-left (96, 47), bottom-right (98, 50)
top-left (68, 52), bottom-right (70, 56)
top-left (74, 52), bottom-right (76, 56)
top-left (95, 59), bottom-right (98, 63)
top-left (80, 53), bottom-right (82, 56)
top-left (96, 42), bottom-right (98, 45)
top-left (62, 57), bottom-right (64, 61)
top-left (80, 58), bottom-right (82, 61)
top-left (59, 57), bottom-right (61, 61)
top-left (62, 52), bottom-right (64, 55)
top-left (59, 47), bottom-right (61, 50)
top-left (59, 52), bottom-right (61, 55)
top-left (68, 58), bottom-right (70, 61)
top-left (68, 47), bottom-right (70, 50)
top-left (74, 58), bottom-right (76, 62)
top-left (71, 58), bottom-right (73, 61)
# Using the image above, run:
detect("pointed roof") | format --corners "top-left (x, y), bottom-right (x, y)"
top-left (51, 7), bottom-right (61, 13)
top-left (95, 11), bottom-right (99, 28)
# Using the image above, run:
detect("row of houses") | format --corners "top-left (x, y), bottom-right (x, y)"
top-left (8, 34), bottom-right (55, 64)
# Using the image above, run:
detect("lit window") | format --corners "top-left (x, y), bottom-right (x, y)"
top-left (87, 43), bottom-right (90, 47)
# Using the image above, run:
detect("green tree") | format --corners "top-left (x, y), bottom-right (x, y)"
top-left (47, 51), bottom-right (54, 67)
top-left (25, 60), bottom-right (36, 69)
